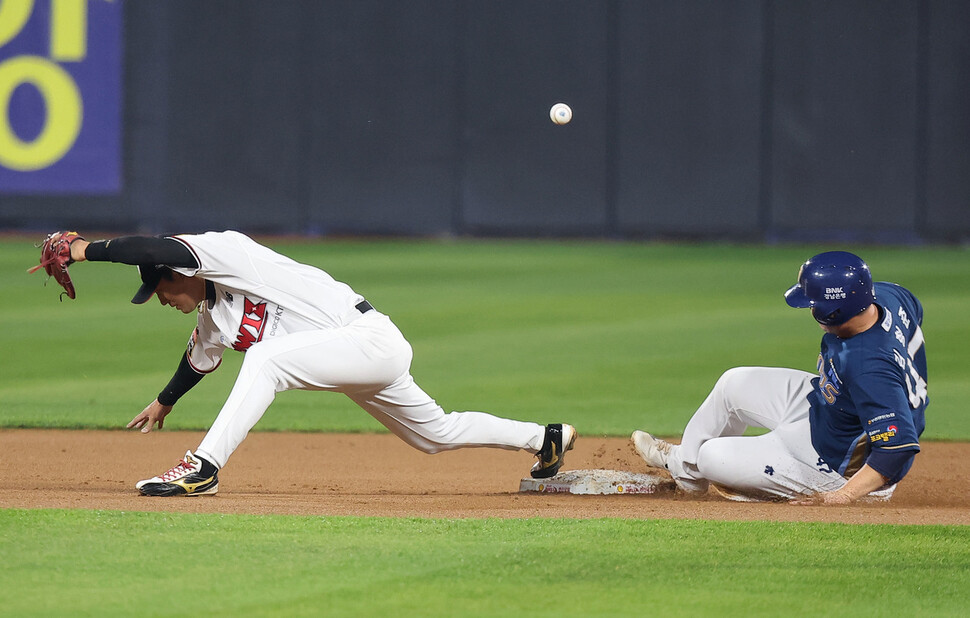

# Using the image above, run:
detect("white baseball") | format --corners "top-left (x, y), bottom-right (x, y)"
top-left (550, 102), bottom-right (572, 125)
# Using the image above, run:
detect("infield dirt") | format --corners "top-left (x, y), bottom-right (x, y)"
top-left (1, 429), bottom-right (967, 525)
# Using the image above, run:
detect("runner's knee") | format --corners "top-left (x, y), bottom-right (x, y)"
top-left (712, 366), bottom-right (757, 394)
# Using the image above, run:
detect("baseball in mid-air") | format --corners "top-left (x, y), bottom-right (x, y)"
top-left (550, 102), bottom-right (572, 125)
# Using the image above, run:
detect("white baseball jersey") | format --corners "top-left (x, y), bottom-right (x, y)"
top-left (168, 231), bottom-right (366, 372)
top-left (165, 231), bottom-right (546, 469)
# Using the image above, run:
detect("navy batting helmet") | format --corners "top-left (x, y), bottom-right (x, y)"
top-left (784, 251), bottom-right (875, 326)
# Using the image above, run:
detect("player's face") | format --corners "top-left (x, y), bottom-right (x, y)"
top-left (155, 275), bottom-right (205, 313)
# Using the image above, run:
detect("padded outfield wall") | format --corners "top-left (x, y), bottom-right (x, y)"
top-left (1, 1), bottom-right (968, 242)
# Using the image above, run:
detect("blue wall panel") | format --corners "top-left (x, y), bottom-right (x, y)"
top-left (460, 1), bottom-right (609, 235)
top-left (769, 1), bottom-right (921, 240)
top-left (615, 1), bottom-right (764, 237)
top-left (305, 1), bottom-right (462, 236)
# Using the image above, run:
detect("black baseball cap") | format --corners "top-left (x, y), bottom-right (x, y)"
top-left (131, 265), bottom-right (168, 304)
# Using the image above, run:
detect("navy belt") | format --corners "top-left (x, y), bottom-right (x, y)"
top-left (356, 300), bottom-right (374, 314)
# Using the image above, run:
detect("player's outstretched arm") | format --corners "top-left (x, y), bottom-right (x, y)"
top-left (790, 464), bottom-right (889, 506)
top-left (73, 235), bottom-right (198, 267)
top-left (32, 233), bottom-right (197, 300)
top-left (127, 399), bottom-right (174, 433)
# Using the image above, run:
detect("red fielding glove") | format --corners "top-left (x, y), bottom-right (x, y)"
top-left (27, 231), bottom-right (84, 300)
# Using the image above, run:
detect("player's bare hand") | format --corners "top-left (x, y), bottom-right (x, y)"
top-left (790, 489), bottom-right (853, 506)
top-left (127, 399), bottom-right (173, 433)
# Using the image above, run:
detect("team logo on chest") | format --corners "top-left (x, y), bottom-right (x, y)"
top-left (816, 354), bottom-right (842, 404)
top-left (233, 298), bottom-right (267, 351)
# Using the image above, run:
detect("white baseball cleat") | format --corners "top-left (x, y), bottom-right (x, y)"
top-left (631, 430), bottom-right (672, 470)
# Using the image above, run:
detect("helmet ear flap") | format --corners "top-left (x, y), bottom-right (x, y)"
top-left (812, 305), bottom-right (842, 326)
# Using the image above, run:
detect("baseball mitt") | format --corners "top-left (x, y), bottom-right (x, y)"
top-left (27, 231), bottom-right (84, 300)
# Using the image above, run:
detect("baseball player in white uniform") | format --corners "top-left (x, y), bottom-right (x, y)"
top-left (67, 230), bottom-right (576, 495)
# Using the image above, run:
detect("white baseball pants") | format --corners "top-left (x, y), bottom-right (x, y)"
top-left (196, 311), bottom-right (546, 469)
top-left (665, 367), bottom-right (852, 500)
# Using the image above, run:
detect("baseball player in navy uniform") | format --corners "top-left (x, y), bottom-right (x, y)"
top-left (632, 251), bottom-right (927, 505)
top-left (65, 231), bottom-right (576, 495)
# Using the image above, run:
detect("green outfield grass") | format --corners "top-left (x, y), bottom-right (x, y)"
top-left (3, 238), bottom-right (969, 617)
top-left (2, 238), bottom-right (967, 438)
top-left (2, 509), bottom-right (969, 618)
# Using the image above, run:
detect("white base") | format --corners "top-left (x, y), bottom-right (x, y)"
top-left (519, 469), bottom-right (672, 495)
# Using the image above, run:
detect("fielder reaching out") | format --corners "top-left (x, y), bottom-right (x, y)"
top-left (632, 251), bottom-right (927, 505)
top-left (31, 231), bottom-right (576, 495)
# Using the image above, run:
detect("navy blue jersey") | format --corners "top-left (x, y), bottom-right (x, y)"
top-left (808, 282), bottom-right (928, 481)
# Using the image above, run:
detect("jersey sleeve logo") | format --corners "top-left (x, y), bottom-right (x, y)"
top-left (233, 298), bottom-right (267, 351)
top-left (869, 425), bottom-right (898, 443)
top-left (868, 412), bottom-right (896, 425)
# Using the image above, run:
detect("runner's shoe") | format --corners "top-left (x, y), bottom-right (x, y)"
top-left (631, 430), bottom-right (672, 469)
